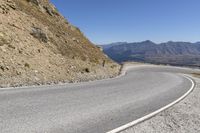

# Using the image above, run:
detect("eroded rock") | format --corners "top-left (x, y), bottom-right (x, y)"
top-left (27, 0), bottom-right (40, 6)
top-left (0, 0), bottom-right (16, 14)
top-left (30, 27), bottom-right (48, 43)
top-left (43, 6), bottom-right (53, 16)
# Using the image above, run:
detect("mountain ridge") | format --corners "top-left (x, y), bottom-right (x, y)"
top-left (101, 41), bottom-right (200, 67)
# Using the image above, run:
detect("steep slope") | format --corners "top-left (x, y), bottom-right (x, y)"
top-left (0, 0), bottom-right (120, 87)
top-left (102, 41), bottom-right (200, 67)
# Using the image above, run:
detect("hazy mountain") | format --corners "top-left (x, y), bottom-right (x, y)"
top-left (102, 40), bottom-right (200, 67)
top-left (100, 42), bottom-right (128, 50)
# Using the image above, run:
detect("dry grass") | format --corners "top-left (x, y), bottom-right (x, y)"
top-left (192, 73), bottom-right (200, 78)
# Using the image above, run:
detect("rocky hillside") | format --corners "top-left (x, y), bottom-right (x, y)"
top-left (0, 0), bottom-right (120, 87)
top-left (102, 41), bottom-right (200, 67)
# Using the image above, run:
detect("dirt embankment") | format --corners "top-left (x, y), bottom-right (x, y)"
top-left (0, 0), bottom-right (120, 87)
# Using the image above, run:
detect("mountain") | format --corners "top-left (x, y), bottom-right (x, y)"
top-left (0, 0), bottom-right (120, 87)
top-left (102, 40), bottom-right (200, 67)
top-left (100, 42), bottom-right (128, 50)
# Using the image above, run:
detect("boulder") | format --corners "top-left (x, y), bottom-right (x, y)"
top-left (30, 27), bottom-right (48, 43)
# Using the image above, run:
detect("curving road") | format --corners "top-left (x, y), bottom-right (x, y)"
top-left (0, 65), bottom-right (197, 133)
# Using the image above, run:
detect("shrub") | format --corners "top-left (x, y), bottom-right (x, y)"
top-left (24, 63), bottom-right (30, 68)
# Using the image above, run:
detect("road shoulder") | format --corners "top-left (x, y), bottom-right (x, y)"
top-left (122, 76), bottom-right (200, 133)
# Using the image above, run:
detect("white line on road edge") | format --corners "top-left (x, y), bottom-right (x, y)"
top-left (107, 75), bottom-right (195, 133)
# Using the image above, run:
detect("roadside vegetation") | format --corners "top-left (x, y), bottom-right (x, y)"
top-left (192, 73), bottom-right (200, 78)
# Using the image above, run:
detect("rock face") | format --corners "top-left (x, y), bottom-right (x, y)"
top-left (27, 0), bottom-right (40, 6)
top-left (27, 0), bottom-right (40, 5)
top-left (102, 41), bottom-right (200, 67)
top-left (0, 0), bottom-right (120, 87)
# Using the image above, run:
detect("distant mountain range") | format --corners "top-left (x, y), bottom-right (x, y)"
top-left (100, 40), bottom-right (200, 67)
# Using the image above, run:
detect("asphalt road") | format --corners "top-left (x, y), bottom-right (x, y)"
top-left (0, 65), bottom-right (197, 133)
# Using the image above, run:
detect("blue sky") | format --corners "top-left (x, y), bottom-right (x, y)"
top-left (50, 0), bottom-right (200, 44)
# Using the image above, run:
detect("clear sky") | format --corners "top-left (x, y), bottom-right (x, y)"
top-left (50, 0), bottom-right (200, 44)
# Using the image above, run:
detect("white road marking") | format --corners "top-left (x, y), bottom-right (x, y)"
top-left (107, 75), bottom-right (195, 133)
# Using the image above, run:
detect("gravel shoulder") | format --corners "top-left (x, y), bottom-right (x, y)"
top-left (122, 75), bottom-right (200, 133)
